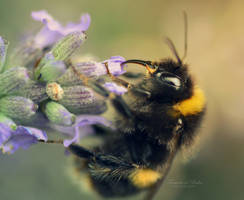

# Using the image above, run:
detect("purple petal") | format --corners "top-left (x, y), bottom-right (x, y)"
top-left (32, 10), bottom-right (91, 48)
top-left (0, 123), bottom-right (12, 146)
top-left (33, 26), bottom-right (62, 49)
top-left (63, 13), bottom-right (91, 34)
top-left (1, 126), bottom-right (47, 154)
top-left (31, 10), bottom-right (62, 31)
top-left (20, 126), bottom-right (48, 141)
top-left (103, 82), bottom-right (128, 95)
top-left (63, 125), bottom-right (80, 147)
top-left (63, 115), bottom-right (113, 147)
top-left (102, 56), bottom-right (126, 76)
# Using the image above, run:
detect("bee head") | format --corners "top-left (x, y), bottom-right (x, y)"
top-left (122, 58), bottom-right (193, 104)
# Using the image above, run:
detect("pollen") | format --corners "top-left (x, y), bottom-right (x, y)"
top-left (46, 82), bottom-right (64, 101)
top-left (173, 86), bottom-right (206, 116)
top-left (129, 168), bottom-right (161, 188)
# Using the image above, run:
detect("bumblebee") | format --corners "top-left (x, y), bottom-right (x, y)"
top-left (68, 15), bottom-right (206, 199)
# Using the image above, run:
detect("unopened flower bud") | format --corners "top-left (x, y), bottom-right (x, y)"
top-left (0, 96), bottom-right (38, 122)
top-left (0, 67), bottom-right (31, 97)
top-left (11, 81), bottom-right (48, 103)
top-left (58, 85), bottom-right (107, 114)
top-left (51, 31), bottom-right (86, 61)
top-left (44, 101), bottom-right (76, 126)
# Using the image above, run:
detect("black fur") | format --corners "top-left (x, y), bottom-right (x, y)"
top-left (69, 58), bottom-right (206, 198)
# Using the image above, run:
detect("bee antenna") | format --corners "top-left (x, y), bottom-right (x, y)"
top-left (164, 37), bottom-right (182, 65)
top-left (164, 11), bottom-right (188, 65)
top-left (182, 11), bottom-right (188, 61)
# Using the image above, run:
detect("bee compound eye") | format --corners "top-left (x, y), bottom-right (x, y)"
top-left (156, 72), bottom-right (181, 89)
top-left (163, 77), bottom-right (181, 88)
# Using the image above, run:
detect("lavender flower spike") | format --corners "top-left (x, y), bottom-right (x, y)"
top-left (0, 123), bottom-right (47, 154)
top-left (32, 10), bottom-right (91, 48)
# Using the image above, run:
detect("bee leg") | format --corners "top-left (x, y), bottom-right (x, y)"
top-left (69, 144), bottom-right (139, 197)
top-left (69, 143), bottom-right (95, 159)
top-left (130, 87), bottom-right (151, 98)
top-left (69, 143), bottom-right (167, 197)
top-left (69, 143), bottom-right (138, 175)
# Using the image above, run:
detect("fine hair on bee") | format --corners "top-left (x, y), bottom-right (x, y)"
top-left (41, 12), bottom-right (206, 200)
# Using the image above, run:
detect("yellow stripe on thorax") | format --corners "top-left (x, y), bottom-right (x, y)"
top-left (129, 168), bottom-right (161, 188)
top-left (173, 86), bottom-right (206, 116)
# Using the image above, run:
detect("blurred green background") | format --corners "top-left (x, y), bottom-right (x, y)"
top-left (1, 0), bottom-right (244, 199)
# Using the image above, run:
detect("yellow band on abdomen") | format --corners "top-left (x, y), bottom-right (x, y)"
top-left (129, 168), bottom-right (161, 188)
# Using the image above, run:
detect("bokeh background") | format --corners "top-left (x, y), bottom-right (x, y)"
top-left (1, 0), bottom-right (244, 199)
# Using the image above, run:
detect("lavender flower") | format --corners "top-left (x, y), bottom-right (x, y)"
top-left (0, 123), bottom-right (47, 154)
top-left (103, 56), bottom-right (126, 76)
top-left (31, 10), bottom-right (90, 49)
